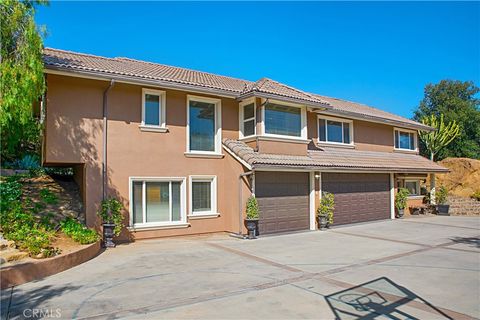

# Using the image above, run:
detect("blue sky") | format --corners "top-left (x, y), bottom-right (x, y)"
top-left (36, 1), bottom-right (479, 119)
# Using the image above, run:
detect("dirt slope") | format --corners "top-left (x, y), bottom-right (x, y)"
top-left (436, 158), bottom-right (480, 198)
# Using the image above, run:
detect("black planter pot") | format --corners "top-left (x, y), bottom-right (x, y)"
top-left (102, 223), bottom-right (116, 248)
top-left (396, 208), bottom-right (404, 218)
top-left (436, 204), bottom-right (450, 216)
top-left (244, 219), bottom-right (259, 239)
top-left (317, 215), bottom-right (328, 230)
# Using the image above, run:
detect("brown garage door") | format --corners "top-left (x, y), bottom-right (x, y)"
top-left (255, 172), bottom-right (310, 234)
top-left (322, 173), bottom-right (390, 225)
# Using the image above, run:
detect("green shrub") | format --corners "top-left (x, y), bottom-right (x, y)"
top-left (395, 188), bottom-right (409, 210)
top-left (436, 186), bottom-right (448, 205)
top-left (245, 196), bottom-right (259, 220)
top-left (0, 176), bottom-right (58, 257)
top-left (0, 178), bottom-right (23, 211)
top-left (8, 224), bottom-right (55, 256)
top-left (13, 154), bottom-right (40, 170)
top-left (317, 192), bottom-right (335, 224)
top-left (39, 188), bottom-right (58, 205)
top-left (60, 217), bottom-right (99, 244)
top-left (39, 212), bottom-right (56, 230)
top-left (471, 190), bottom-right (480, 201)
top-left (97, 198), bottom-right (124, 236)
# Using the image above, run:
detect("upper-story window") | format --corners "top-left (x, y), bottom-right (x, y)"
top-left (264, 102), bottom-right (302, 137)
top-left (240, 100), bottom-right (256, 138)
top-left (394, 128), bottom-right (417, 151)
top-left (187, 95), bottom-right (222, 154)
top-left (142, 89), bottom-right (166, 128)
top-left (318, 116), bottom-right (353, 145)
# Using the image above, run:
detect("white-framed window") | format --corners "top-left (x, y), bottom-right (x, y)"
top-left (404, 180), bottom-right (420, 196)
top-left (189, 175), bottom-right (217, 216)
top-left (394, 128), bottom-right (417, 151)
top-left (141, 88), bottom-right (166, 128)
top-left (262, 100), bottom-right (307, 139)
top-left (318, 115), bottom-right (354, 145)
top-left (239, 99), bottom-right (256, 138)
top-left (186, 95), bottom-right (222, 154)
top-left (129, 177), bottom-right (186, 227)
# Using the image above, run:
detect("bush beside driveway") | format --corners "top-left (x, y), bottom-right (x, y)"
top-left (1, 216), bottom-right (479, 319)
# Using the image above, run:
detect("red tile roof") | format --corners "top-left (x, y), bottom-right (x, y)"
top-left (223, 139), bottom-right (448, 173)
top-left (44, 47), bottom-right (429, 130)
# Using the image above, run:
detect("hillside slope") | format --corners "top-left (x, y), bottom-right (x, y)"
top-left (436, 158), bottom-right (480, 198)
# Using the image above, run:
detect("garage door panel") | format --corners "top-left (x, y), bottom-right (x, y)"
top-left (323, 173), bottom-right (390, 226)
top-left (256, 172), bottom-right (310, 235)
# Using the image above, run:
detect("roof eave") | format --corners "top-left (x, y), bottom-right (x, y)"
top-left (44, 65), bottom-right (241, 98)
top-left (252, 163), bottom-right (449, 173)
top-left (236, 91), bottom-right (332, 109)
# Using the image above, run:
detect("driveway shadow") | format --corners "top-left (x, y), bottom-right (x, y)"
top-left (1, 284), bottom-right (81, 320)
top-left (449, 236), bottom-right (480, 248)
top-left (325, 277), bottom-right (453, 319)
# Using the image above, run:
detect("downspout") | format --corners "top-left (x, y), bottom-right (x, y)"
top-left (102, 80), bottom-right (115, 201)
top-left (238, 171), bottom-right (253, 235)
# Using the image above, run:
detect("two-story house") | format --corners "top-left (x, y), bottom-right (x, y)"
top-left (42, 48), bottom-right (447, 240)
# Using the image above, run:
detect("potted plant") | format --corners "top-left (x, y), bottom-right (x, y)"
top-left (395, 188), bottom-right (409, 218)
top-left (97, 198), bottom-right (123, 248)
top-left (317, 192), bottom-right (334, 230)
top-left (436, 186), bottom-right (450, 216)
top-left (244, 196), bottom-right (259, 239)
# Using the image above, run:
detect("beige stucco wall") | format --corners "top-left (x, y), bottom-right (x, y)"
top-left (353, 119), bottom-right (396, 152)
top-left (256, 139), bottom-right (308, 156)
top-left (307, 112), bottom-right (409, 152)
top-left (44, 74), bottom-right (413, 239)
top-left (44, 74), bottom-right (251, 240)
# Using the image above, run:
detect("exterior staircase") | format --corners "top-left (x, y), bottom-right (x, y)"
top-left (448, 195), bottom-right (480, 215)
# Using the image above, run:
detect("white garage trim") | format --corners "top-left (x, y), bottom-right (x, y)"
top-left (390, 173), bottom-right (395, 219)
top-left (309, 172), bottom-right (316, 230)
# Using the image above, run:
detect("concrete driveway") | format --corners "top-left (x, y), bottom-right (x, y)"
top-left (1, 216), bottom-right (479, 319)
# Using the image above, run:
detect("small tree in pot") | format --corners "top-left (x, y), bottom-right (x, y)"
top-left (395, 188), bottom-right (409, 218)
top-left (244, 196), bottom-right (259, 239)
top-left (317, 192), bottom-right (334, 230)
top-left (435, 186), bottom-right (450, 216)
top-left (97, 198), bottom-right (124, 248)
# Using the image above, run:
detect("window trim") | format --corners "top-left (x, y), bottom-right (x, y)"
top-left (128, 177), bottom-right (187, 228)
top-left (317, 115), bottom-right (354, 146)
top-left (186, 95), bottom-right (222, 155)
top-left (239, 98), bottom-right (256, 139)
top-left (189, 175), bottom-right (218, 217)
top-left (141, 88), bottom-right (166, 129)
top-left (394, 127), bottom-right (418, 152)
top-left (260, 99), bottom-right (307, 140)
top-left (404, 179), bottom-right (420, 196)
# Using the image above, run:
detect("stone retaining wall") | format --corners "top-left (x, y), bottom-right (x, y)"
top-left (448, 195), bottom-right (480, 215)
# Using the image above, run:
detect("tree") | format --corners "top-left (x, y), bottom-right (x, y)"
top-left (419, 114), bottom-right (460, 161)
top-left (0, 0), bottom-right (48, 162)
top-left (413, 80), bottom-right (480, 160)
